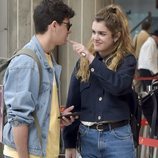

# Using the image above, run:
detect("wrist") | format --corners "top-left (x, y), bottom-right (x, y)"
top-left (81, 50), bottom-right (94, 63)
top-left (86, 52), bottom-right (94, 63)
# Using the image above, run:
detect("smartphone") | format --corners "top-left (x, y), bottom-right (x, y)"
top-left (58, 112), bottom-right (80, 119)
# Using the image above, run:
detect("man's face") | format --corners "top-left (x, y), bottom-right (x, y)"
top-left (54, 18), bottom-right (72, 45)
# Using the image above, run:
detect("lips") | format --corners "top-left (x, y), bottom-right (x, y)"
top-left (94, 43), bottom-right (102, 47)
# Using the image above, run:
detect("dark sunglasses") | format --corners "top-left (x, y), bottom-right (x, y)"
top-left (62, 22), bottom-right (72, 31)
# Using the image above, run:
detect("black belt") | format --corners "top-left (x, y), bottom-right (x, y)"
top-left (89, 120), bottom-right (129, 132)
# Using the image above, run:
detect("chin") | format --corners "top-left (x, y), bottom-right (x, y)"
top-left (94, 47), bottom-right (102, 52)
top-left (62, 39), bottom-right (67, 44)
top-left (93, 45), bottom-right (101, 49)
top-left (58, 41), bottom-right (66, 46)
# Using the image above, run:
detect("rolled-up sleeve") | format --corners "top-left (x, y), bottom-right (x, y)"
top-left (4, 55), bottom-right (40, 126)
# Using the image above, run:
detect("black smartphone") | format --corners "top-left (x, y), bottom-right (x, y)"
top-left (58, 112), bottom-right (80, 119)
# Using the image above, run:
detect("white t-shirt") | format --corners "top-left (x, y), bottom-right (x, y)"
top-left (138, 36), bottom-right (158, 74)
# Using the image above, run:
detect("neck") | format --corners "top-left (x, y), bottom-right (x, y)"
top-left (99, 50), bottom-right (113, 58)
top-left (36, 34), bottom-right (56, 54)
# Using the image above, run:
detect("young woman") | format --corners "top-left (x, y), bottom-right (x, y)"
top-left (64, 4), bottom-right (136, 158)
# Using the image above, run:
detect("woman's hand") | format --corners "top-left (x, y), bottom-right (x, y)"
top-left (68, 40), bottom-right (94, 63)
top-left (60, 106), bottom-right (76, 127)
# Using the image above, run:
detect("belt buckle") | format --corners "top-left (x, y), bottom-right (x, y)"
top-left (96, 123), bottom-right (104, 132)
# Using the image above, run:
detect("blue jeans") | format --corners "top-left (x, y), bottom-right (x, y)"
top-left (79, 123), bottom-right (136, 158)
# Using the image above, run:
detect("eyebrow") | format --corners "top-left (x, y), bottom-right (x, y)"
top-left (92, 29), bottom-right (107, 34)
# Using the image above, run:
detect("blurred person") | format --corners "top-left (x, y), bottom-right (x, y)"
top-left (63, 4), bottom-right (136, 158)
top-left (138, 29), bottom-right (158, 91)
top-left (133, 21), bottom-right (151, 59)
top-left (2, 0), bottom-right (75, 158)
top-left (133, 21), bottom-right (151, 93)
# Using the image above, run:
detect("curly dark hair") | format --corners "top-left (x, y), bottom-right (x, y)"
top-left (33, 0), bottom-right (75, 34)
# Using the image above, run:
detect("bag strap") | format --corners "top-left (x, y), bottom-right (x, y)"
top-left (12, 48), bottom-right (42, 91)
top-left (12, 48), bottom-right (43, 156)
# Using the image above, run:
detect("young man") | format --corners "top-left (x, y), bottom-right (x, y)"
top-left (3, 0), bottom-right (75, 158)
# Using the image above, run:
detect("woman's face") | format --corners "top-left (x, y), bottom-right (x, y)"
top-left (91, 20), bottom-right (115, 57)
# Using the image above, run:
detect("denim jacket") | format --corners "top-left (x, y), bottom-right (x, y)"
top-left (3, 35), bottom-right (62, 157)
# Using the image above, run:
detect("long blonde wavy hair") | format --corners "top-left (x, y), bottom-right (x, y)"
top-left (77, 4), bottom-right (134, 82)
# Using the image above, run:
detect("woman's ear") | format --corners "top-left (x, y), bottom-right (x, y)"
top-left (114, 32), bottom-right (121, 43)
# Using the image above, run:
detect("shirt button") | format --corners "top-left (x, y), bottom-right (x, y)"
top-left (98, 116), bottom-right (101, 120)
top-left (91, 68), bottom-right (94, 72)
top-left (99, 97), bottom-right (102, 101)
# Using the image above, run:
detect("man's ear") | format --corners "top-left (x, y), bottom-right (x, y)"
top-left (49, 21), bottom-right (58, 31)
top-left (114, 32), bottom-right (121, 43)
